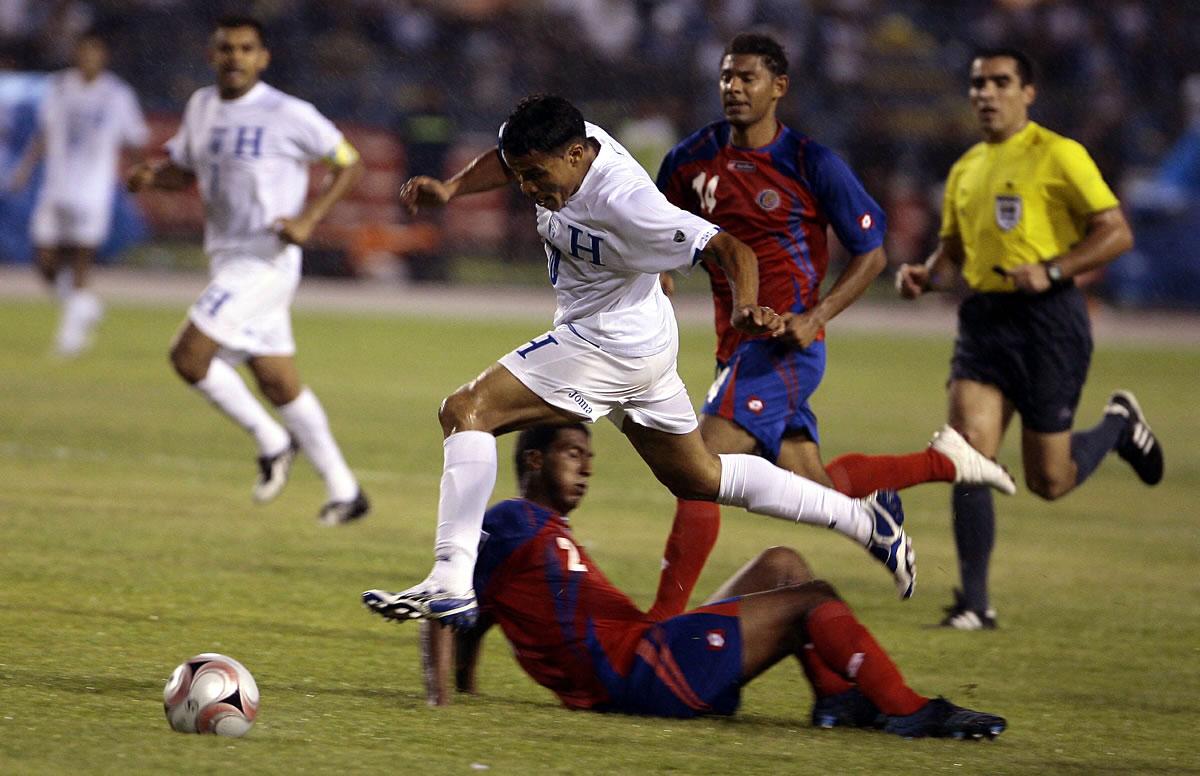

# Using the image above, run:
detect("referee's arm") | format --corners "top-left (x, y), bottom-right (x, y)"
top-left (896, 235), bottom-right (964, 299)
top-left (1005, 207), bottom-right (1134, 293)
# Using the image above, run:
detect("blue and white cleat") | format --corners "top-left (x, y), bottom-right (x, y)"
top-left (863, 490), bottom-right (916, 600)
top-left (362, 584), bottom-right (479, 630)
top-left (883, 697), bottom-right (1006, 740)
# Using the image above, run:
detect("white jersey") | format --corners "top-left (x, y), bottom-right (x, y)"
top-left (37, 69), bottom-right (147, 210)
top-left (166, 82), bottom-right (343, 261)
top-left (530, 122), bottom-right (720, 358)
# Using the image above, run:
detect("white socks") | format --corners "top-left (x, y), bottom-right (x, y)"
top-left (431, 430), bottom-right (498, 592)
top-left (193, 359), bottom-right (290, 456)
top-left (717, 453), bottom-right (873, 545)
top-left (278, 388), bottom-right (358, 502)
top-left (55, 289), bottom-right (103, 356)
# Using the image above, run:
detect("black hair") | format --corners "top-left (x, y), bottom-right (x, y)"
top-left (499, 94), bottom-right (586, 161)
top-left (972, 46), bottom-right (1035, 86)
top-left (216, 14), bottom-right (267, 47)
top-left (514, 423), bottom-right (589, 480)
top-left (724, 32), bottom-right (788, 77)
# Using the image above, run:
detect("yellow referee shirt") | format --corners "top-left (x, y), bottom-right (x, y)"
top-left (939, 121), bottom-right (1119, 293)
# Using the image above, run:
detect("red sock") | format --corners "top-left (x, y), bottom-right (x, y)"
top-left (647, 499), bottom-right (720, 620)
top-left (825, 450), bottom-right (956, 498)
top-left (799, 643), bottom-right (854, 698)
top-left (805, 600), bottom-right (926, 716)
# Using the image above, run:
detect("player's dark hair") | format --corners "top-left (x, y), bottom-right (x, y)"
top-left (514, 424), bottom-right (590, 480)
top-left (972, 46), bottom-right (1035, 86)
top-left (724, 32), bottom-right (788, 77)
top-left (216, 14), bottom-right (267, 47)
top-left (499, 95), bottom-right (586, 160)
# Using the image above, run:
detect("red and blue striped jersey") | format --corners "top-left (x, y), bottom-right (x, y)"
top-left (657, 121), bottom-right (886, 362)
top-left (474, 499), bottom-right (652, 710)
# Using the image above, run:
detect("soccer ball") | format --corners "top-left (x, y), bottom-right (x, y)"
top-left (163, 653), bottom-right (260, 737)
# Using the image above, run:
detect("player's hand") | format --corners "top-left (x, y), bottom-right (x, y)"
top-left (774, 310), bottom-right (822, 348)
top-left (400, 175), bottom-right (452, 215)
top-left (731, 305), bottom-right (784, 336)
top-left (896, 263), bottom-right (930, 299)
top-left (274, 217), bottom-right (316, 245)
top-left (1001, 263), bottom-right (1052, 294)
top-left (126, 161), bottom-right (157, 193)
top-left (659, 272), bottom-right (675, 298)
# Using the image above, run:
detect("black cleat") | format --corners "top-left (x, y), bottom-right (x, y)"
top-left (318, 489), bottom-right (370, 525)
top-left (1105, 390), bottom-right (1164, 485)
top-left (939, 589), bottom-right (997, 631)
top-left (811, 687), bottom-right (884, 729)
top-left (253, 438), bottom-right (299, 503)
top-left (883, 696), bottom-right (1006, 740)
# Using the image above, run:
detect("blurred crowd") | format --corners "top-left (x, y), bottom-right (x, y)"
top-left (3, 0), bottom-right (1198, 299)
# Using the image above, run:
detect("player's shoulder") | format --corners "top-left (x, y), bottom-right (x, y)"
top-left (665, 120), bottom-right (729, 167)
top-left (482, 498), bottom-right (555, 537)
top-left (951, 139), bottom-right (989, 171)
top-left (1029, 123), bottom-right (1095, 165)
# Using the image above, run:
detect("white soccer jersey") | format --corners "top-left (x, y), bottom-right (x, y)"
top-left (529, 122), bottom-right (721, 358)
top-left (37, 69), bottom-right (147, 210)
top-left (166, 82), bottom-right (343, 260)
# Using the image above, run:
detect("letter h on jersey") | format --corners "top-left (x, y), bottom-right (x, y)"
top-left (567, 225), bottom-right (604, 265)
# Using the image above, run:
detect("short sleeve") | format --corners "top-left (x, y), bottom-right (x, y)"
top-left (805, 143), bottom-right (886, 256)
top-left (164, 92), bottom-right (197, 171)
top-left (289, 100), bottom-right (344, 162)
top-left (606, 181), bottom-right (720, 274)
top-left (1052, 139), bottom-right (1119, 216)
top-left (938, 161), bottom-right (963, 239)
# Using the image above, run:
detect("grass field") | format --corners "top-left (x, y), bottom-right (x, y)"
top-left (1, 294), bottom-right (1197, 775)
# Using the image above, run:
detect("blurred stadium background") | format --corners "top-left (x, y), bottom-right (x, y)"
top-left (2, 0), bottom-right (1199, 305)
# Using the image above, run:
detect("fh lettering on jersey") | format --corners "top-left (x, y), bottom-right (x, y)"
top-left (208, 126), bottom-right (266, 158)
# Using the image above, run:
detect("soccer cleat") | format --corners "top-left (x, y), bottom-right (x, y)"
top-left (863, 490), bottom-right (916, 600)
top-left (1105, 390), bottom-right (1164, 485)
top-left (812, 688), bottom-right (884, 730)
top-left (929, 425), bottom-right (1016, 495)
top-left (253, 438), bottom-right (298, 503)
top-left (883, 696), bottom-right (1006, 740)
top-left (318, 489), bottom-right (371, 525)
top-left (362, 582), bottom-right (479, 630)
top-left (939, 589), bottom-right (998, 630)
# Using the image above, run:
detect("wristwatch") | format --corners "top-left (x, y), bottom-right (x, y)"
top-left (1044, 260), bottom-right (1065, 284)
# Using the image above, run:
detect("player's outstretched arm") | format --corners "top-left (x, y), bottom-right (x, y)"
top-left (780, 245), bottom-right (887, 348)
top-left (699, 231), bottom-right (782, 336)
top-left (400, 149), bottom-right (513, 215)
top-left (896, 236), bottom-right (964, 299)
top-left (4, 132), bottom-right (43, 193)
top-left (420, 617), bottom-right (492, 706)
top-left (126, 159), bottom-right (195, 193)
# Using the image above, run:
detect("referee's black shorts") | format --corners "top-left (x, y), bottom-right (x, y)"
top-left (949, 283), bottom-right (1093, 433)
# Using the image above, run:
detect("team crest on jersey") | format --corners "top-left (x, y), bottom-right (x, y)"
top-left (859, 213), bottom-right (873, 230)
top-left (706, 629), bottom-right (726, 650)
top-left (673, 230), bottom-right (686, 243)
top-left (995, 195), bottom-right (1022, 231)
top-left (727, 160), bottom-right (757, 172)
top-left (756, 189), bottom-right (781, 211)
top-left (747, 396), bottom-right (764, 414)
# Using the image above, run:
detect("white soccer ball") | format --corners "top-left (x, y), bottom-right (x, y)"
top-left (163, 653), bottom-right (260, 737)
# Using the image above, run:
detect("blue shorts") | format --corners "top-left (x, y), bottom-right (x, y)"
top-left (600, 602), bottom-right (743, 718)
top-left (702, 339), bottom-right (826, 462)
top-left (951, 285), bottom-right (1092, 433)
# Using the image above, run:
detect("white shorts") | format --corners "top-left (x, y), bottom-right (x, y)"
top-left (189, 249), bottom-right (301, 358)
top-left (498, 325), bottom-right (698, 435)
top-left (30, 197), bottom-right (113, 248)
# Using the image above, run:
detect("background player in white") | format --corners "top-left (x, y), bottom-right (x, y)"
top-left (363, 95), bottom-right (916, 628)
top-left (6, 32), bottom-right (148, 357)
top-left (126, 15), bottom-right (369, 525)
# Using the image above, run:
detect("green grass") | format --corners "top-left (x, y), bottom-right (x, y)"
top-left (1, 297), bottom-right (1197, 775)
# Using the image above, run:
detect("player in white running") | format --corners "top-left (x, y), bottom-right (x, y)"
top-left (127, 15), bottom-right (369, 525)
top-left (363, 95), bottom-right (916, 629)
top-left (6, 33), bottom-right (148, 357)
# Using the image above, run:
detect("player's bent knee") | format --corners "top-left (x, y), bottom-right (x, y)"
top-left (438, 388), bottom-right (487, 434)
top-left (169, 346), bottom-right (207, 384)
top-left (753, 546), bottom-right (815, 585)
top-left (1025, 471), bottom-right (1072, 501)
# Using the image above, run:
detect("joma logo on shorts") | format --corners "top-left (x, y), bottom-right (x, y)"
top-left (566, 390), bottom-right (593, 414)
